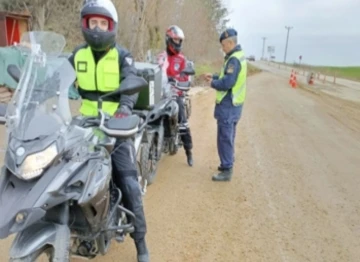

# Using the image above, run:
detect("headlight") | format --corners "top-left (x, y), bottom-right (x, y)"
top-left (19, 143), bottom-right (58, 180)
top-left (15, 212), bottom-right (27, 224)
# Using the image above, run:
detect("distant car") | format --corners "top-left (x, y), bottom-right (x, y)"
top-left (248, 55), bottom-right (255, 61)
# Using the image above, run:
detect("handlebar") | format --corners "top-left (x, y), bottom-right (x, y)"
top-left (80, 109), bottom-right (150, 138)
top-left (136, 111), bottom-right (150, 132)
top-left (168, 78), bottom-right (191, 92)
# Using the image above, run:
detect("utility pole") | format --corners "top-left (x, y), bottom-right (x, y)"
top-left (284, 26), bottom-right (293, 63)
top-left (261, 37), bottom-right (267, 60)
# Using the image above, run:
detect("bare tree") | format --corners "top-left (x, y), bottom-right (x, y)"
top-left (1, 0), bottom-right (230, 63)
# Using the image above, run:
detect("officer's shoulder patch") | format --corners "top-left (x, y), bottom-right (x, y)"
top-left (226, 63), bottom-right (234, 74)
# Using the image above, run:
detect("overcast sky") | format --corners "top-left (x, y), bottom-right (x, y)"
top-left (224, 0), bottom-right (360, 66)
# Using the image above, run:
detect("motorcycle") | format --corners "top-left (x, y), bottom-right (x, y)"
top-left (0, 31), bottom-right (153, 261)
top-left (132, 55), bottom-right (195, 186)
top-left (143, 67), bottom-right (195, 161)
top-left (130, 75), bottom-right (190, 185)
top-left (132, 107), bottom-right (158, 194)
top-left (163, 74), bottom-right (194, 156)
top-left (130, 66), bottom-right (170, 191)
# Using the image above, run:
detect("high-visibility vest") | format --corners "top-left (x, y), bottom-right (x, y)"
top-left (216, 50), bottom-right (247, 105)
top-left (74, 46), bottom-right (120, 116)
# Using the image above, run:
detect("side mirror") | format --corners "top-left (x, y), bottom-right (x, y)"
top-left (98, 75), bottom-right (148, 110)
top-left (7, 64), bottom-right (21, 83)
top-left (118, 75), bottom-right (148, 96)
top-left (0, 103), bottom-right (7, 124)
top-left (181, 68), bottom-right (195, 76)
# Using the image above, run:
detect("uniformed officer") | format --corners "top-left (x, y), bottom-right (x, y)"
top-left (204, 28), bottom-right (247, 182)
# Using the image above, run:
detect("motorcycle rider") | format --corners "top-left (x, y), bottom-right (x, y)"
top-left (157, 25), bottom-right (194, 166)
top-left (68, 0), bottom-right (149, 261)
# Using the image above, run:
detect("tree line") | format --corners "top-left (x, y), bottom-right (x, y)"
top-left (1, 0), bottom-right (229, 64)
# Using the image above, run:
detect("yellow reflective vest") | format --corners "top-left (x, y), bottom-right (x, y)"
top-left (216, 50), bottom-right (247, 106)
top-left (74, 46), bottom-right (120, 116)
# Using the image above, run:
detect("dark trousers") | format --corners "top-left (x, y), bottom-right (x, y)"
top-left (176, 96), bottom-right (192, 151)
top-left (112, 139), bottom-right (146, 240)
top-left (217, 119), bottom-right (238, 169)
top-left (215, 102), bottom-right (243, 169)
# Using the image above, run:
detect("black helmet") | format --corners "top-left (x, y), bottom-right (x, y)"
top-left (165, 25), bottom-right (185, 54)
top-left (80, 0), bottom-right (118, 51)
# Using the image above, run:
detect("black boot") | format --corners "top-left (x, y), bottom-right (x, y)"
top-left (135, 238), bottom-right (149, 262)
top-left (212, 168), bottom-right (232, 182)
top-left (186, 149), bottom-right (193, 166)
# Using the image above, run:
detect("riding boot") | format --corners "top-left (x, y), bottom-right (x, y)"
top-left (185, 149), bottom-right (193, 166)
top-left (212, 168), bottom-right (232, 182)
top-left (135, 238), bottom-right (149, 262)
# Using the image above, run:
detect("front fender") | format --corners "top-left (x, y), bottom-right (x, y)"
top-left (10, 221), bottom-right (70, 259)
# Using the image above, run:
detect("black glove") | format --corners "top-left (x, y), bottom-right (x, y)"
top-left (114, 106), bottom-right (131, 118)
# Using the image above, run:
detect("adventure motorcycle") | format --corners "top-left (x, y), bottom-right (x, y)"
top-left (141, 68), bottom-right (195, 162)
top-left (162, 76), bottom-right (193, 156)
top-left (132, 55), bottom-right (194, 186)
top-left (0, 31), bottom-right (154, 261)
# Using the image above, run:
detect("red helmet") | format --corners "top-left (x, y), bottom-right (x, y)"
top-left (165, 25), bottom-right (185, 54)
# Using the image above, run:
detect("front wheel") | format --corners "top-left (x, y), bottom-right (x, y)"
top-left (10, 246), bottom-right (56, 262)
top-left (9, 222), bottom-right (70, 262)
top-left (140, 133), bottom-right (158, 186)
top-left (186, 97), bottom-right (192, 119)
top-left (169, 135), bottom-right (179, 155)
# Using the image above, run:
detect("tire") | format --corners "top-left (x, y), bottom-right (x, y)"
top-left (140, 133), bottom-right (158, 185)
top-left (187, 98), bottom-right (192, 118)
top-left (169, 135), bottom-right (179, 155)
top-left (137, 160), bottom-right (146, 195)
top-left (185, 97), bottom-right (191, 119)
top-left (156, 124), bottom-right (164, 161)
top-left (9, 246), bottom-right (56, 262)
top-left (184, 105), bottom-right (188, 120)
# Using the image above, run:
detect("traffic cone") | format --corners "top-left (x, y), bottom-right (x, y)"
top-left (291, 75), bottom-right (297, 88)
top-left (289, 70), bottom-right (294, 85)
top-left (309, 74), bottom-right (314, 85)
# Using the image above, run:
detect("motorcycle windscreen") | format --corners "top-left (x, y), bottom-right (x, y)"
top-left (5, 31), bottom-right (75, 141)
